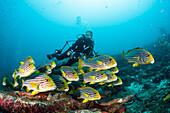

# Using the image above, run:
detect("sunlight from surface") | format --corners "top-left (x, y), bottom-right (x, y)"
top-left (26, 0), bottom-right (157, 27)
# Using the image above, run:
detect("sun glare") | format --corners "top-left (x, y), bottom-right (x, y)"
top-left (27, 0), bottom-right (157, 27)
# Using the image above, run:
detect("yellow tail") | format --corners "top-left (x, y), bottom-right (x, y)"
top-left (69, 90), bottom-right (73, 94)
top-left (122, 51), bottom-right (125, 60)
top-left (78, 59), bottom-right (84, 70)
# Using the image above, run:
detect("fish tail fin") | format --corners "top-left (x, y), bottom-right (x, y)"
top-left (78, 59), bottom-right (84, 70)
top-left (2, 77), bottom-right (7, 86)
top-left (12, 70), bottom-right (17, 78)
top-left (34, 70), bottom-right (40, 74)
top-left (14, 77), bottom-right (19, 87)
top-left (21, 85), bottom-right (24, 89)
top-left (123, 51), bottom-right (125, 60)
top-left (69, 90), bottom-right (73, 95)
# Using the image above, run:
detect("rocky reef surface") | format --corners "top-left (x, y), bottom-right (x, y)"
top-left (0, 39), bottom-right (169, 113)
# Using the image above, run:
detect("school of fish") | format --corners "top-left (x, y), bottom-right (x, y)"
top-left (2, 47), bottom-right (155, 103)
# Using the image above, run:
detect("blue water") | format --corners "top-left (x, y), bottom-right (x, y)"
top-left (0, 0), bottom-right (169, 75)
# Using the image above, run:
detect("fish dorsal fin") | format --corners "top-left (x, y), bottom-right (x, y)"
top-left (127, 47), bottom-right (143, 54)
top-left (30, 82), bottom-right (39, 88)
top-left (83, 92), bottom-right (89, 98)
top-left (126, 49), bottom-right (133, 54)
top-left (77, 86), bottom-right (87, 91)
top-left (97, 61), bottom-right (103, 65)
top-left (89, 76), bottom-right (95, 80)
top-left (88, 57), bottom-right (96, 62)
top-left (96, 55), bottom-right (107, 57)
top-left (20, 61), bottom-right (24, 65)
top-left (61, 66), bottom-right (70, 68)
top-left (136, 47), bottom-right (143, 49)
top-left (88, 55), bottom-right (106, 63)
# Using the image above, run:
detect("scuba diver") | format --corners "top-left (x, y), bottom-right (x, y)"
top-left (47, 31), bottom-right (97, 66)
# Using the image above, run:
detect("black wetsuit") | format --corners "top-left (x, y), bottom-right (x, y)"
top-left (55, 37), bottom-right (94, 66)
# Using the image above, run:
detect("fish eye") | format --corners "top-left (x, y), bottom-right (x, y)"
top-left (94, 92), bottom-right (97, 94)
top-left (46, 79), bottom-right (49, 82)
top-left (62, 82), bottom-right (65, 84)
top-left (109, 58), bottom-right (112, 61)
top-left (147, 54), bottom-right (150, 57)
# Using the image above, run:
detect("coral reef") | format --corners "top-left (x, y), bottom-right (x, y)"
top-left (0, 90), bottom-right (134, 113)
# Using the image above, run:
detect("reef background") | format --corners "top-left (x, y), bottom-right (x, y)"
top-left (0, 38), bottom-right (169, 113)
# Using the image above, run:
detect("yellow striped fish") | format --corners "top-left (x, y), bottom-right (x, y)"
top-left (22, 73), bottom-right (56, 95)
top-left (12, 62), bottom-right (36, 78)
